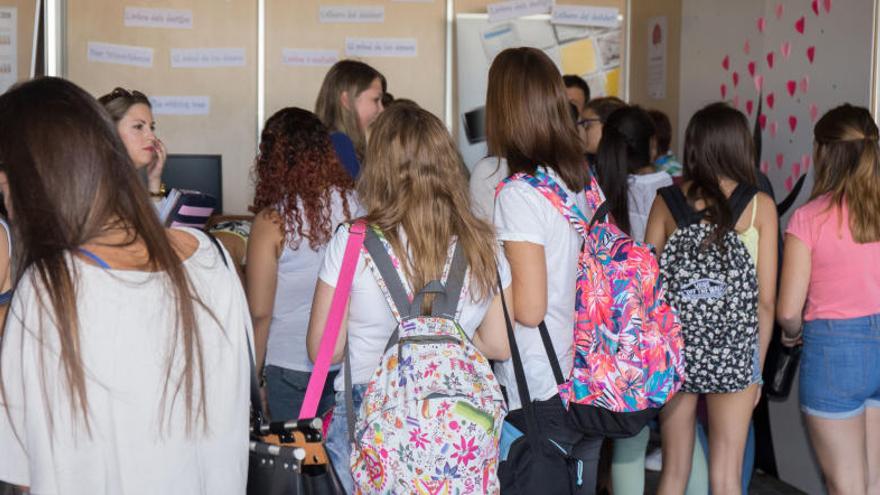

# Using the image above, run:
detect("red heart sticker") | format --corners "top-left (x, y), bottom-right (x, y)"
top-left (733, 95), bottom-right (740, 109)
top-left (757, 17), bottom-right (767, 33)
top-left (744, 39), bottom-right (751, 55)
top-left (722, 55), bottom-right (730, 71)
top-left (770, 121), bottom-right (779, 138)
top-left (776, 153), bottom-right (785, 169)
top-left (733, 71), bottom-right (740, 87)
top-left (766, 93), bottom-right (775, 109)
top-left (785, 175), bottom-right (794, 192)
top-left (802, 154), bottom-right (812, 171)
top-left (775, 3), bottom-right (784, 19)
top-left (789, 115), bottom-right (798, 133)
top-left (810, 103), bottom-right (819, 122)
top-left (753, 75), bottom-right (764, 93)
top-left (823, 0), bottom-right (831, 13)
top-left (766, 52), bottom-right (775, 69)
top-left (793, 162), bottom-right (801, 177)
top-left (721, 84), bottom-right (727, 99)
top-left (807, 46), bottom-right (816, 63)
top-left (800, 76), bottom-right (810, 94)
top-left (748, 61), bottom-right (756, 77)
top-left (759, 114), bottom-right (768, 129)
top-left (786, 80), bottom-right (797, 97)
top-left (781, 41), bottom-right (792, 59)
top-left (761, 160), bottom-right (769, 174)
top-left (795, 16), bottom-right (806, 34)
top-left (811, 0), bottom-right (819, 15)
top-left (746, 100), bottom-right (754, 115)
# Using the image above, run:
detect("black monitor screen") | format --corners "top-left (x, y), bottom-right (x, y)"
top-left (161, 154), bottom-right (223, 212)
top-left (462, 106), bottom-right (486, 145)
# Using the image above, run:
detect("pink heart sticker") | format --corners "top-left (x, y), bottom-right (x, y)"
top-left (733, 95), bottom-right (740, 110)
top-left (811, 0), bottom-right (819, 15)
top-left (748, 61), bottom-right (757, 77)
top-left (802, 154), bottom-right (812, 171)
top-left (770, 121), bottom-right (779, 138)
top-left (807, 46), bottom-right (816, 63)
top-left (809, 103), bottom-right (819, 122)
top-left (721, 84), bottom-right (727, 99)
top-left (757, 17), bottom-right (767, 33)
top-left (775, 3), bottom-right (785, 19)
top-left (800, 75), bottom-right (810, 94)
top-left (776, 153), bottom-right (785, 169)
top-left (744, 39), bottom-right (751, 55)
top-left (754, 75), bottom-right (764, 93)
top-left (793, 162), bottom-right (801, 177)
top-left (823, 0), bottom-right (831, 13)
top-left (766, 51), bottom-right (775, 69)
top-left (766, 93), bottom-right (775, 109)
top-left (785, 175), bottom-right (794, 192)
top-left (732, 71), bottom-right (740, 87)
top-left (759, 114), bottom-right (768, 130)
top-left (795, 16), bottom-right (806, 34)
top-left (722, 55), bottom-right (730, 71)
top-left (746, 100), bottom-right (754, 115)
top-left (781, 41), bottom-right (792, 59)
top-left (789, 115), bottom-right (798, 133)
top-left (761, 160), bottom-right (769, 174)
top-left (786, 80), bottom-right (797, 97)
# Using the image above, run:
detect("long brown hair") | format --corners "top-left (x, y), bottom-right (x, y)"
top-left (315, 60), bottom-right (384, 160)
top-left (358, 105), bottom-right (498, 305)
top-left (485, 47), bottom-right (590, 192)
top-left (811, 104), bottom-right (880, 243)
top-left (682, 102), bottom-right (757, 245)
top-left (97, 87), bottom-right (152, 123)
top-left (0, 77), bottom-right (207, 433)
top-left (251, 107), bottom-right (355, 250)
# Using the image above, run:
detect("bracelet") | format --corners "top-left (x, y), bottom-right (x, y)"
top-left (149, 182), bottom-right (167, 198)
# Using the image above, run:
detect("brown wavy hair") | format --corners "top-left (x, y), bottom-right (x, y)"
top-left (358, 104), bottom-right (498, 307)
top-left (251, 107), bottom-right (355, 250)
top-left (811, 104), bottom-right (880, 243)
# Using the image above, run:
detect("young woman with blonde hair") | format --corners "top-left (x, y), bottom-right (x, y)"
top-left (314, 60), bottom-right (385, 178)
top-left (777, 104), bottom-right (880, 495)
top-left (306, 104), bottom-right (512, 492)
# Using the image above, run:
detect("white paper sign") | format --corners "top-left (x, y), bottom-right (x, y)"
top-left (171, 48), bottom-right (246, 68)
top-left (124, 7), bottom-right (193, 29)
top-left (647, 16), bottom-right (667, 99)
top-left (87, 41), bottom-right (154, 67)
top-left (551, 5), bottom-right (620, 27)
top-left (0, 7), bottom-right (17, 93)
top-left (487, 0), bottom-right (552, 24)
top-left (319, 6), bottom-right (384, 23)
top-left (149, 96), bottom-right (210, 115)
top-left (345, 38), bottom-right (417, 58)
top-left (282, 49), bottom-right (340, 67)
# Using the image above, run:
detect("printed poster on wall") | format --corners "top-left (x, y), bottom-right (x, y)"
top-left (0, 7), bottom-right (16, 93)
top-left (647, 16), bottom-right (667, 99)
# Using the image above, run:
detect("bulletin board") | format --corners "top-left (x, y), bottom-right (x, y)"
top-left (0, 0), bottom-right (37, 91)
top-left (63, 0), bottom-right (258, 214)
top-left (265, 0), bottom-right (447, 124)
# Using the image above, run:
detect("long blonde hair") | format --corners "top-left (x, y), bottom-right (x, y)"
top-left (811, 104), bottom-right (880, 243)
top-left (315, 60), bottom-right (383, 160)
top-left (357, 105), bottom-right (498, 305)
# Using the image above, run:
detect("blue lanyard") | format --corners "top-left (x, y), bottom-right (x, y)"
top-left (78, 248), bottom-right (111, 269)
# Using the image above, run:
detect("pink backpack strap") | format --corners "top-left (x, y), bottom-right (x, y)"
top-left (298, 220), bottom-right (366, 420)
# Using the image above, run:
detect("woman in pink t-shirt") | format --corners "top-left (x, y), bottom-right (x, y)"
top-left (777, 104), bottom-right (880, 495)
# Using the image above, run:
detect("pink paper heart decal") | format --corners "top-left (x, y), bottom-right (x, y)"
top-left (758, 114), bottom-right (767, 130)
top-left (823, 0), bottom-right (831, 13)
top-left (775, 3), bottom-right (784, 19)
top-left (754, 75), bottom-right (764, 93)
top-left (770, 121), bottom-right (779, 138)
top-left (746, 100), bottom-right (754, 115)
top-left (789, 115), bottom-right (798, 133)
top-left (807, 46), bottom-right (816, 63)
top-left (721, 84), bottom-right (727, 99)
top-left (744, 39), bottom-right (751, 55)
top-left (766, 52), bottom-right (775, 69)
top-left (761, 160), bottom-right (769, 174)
top-left (800, 75), bottom-right (810, 94)
top-left (766, 93), bottom-right (775, 109)
top-left (795, 16), bottom-right (806, 34)
top-left (748, 61), bottom-right (756, 77)
top-left (722, 55), bottom-right (730, 71)
top-left (792, 162), bottom-right (801, 177)
top-left (786, 80), bottom-right (797, 97)
top-left (733, 95), bottom-right (740, 109)
top-left (811, 0), bottom-right (819, 15)
top-left (757, 17), bottom-right (767, 33)
top-left (781, 41), bottom-right (792, 59)
top-left (732, 71), bottom-right (740, 87)
top-left (809, 103), bottom-right (819, 122)
top-left (776, 153), bottom-right (785, 169)
top-left (785, 175), bottom-right (794, 192)
top-left (802, 154), bottom-right (812, 171)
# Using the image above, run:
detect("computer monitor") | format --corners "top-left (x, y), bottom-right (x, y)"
top-left (462, 106), bottom-right (487, 145)
top-left (161, 154), bottom-right (223, 212)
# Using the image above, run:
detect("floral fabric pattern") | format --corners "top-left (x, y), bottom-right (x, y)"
top-left (498, 171), bottom-right (686, 413)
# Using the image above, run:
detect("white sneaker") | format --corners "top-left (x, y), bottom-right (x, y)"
top-left (645, 448), bottom-right (663, 472)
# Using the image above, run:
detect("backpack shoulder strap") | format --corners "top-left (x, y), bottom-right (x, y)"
top-left (507, 171), bottom-right (592, 239)
top-left (428, 241), bottom-right (467, 319)
top-left (728, 183), bottom-right (760, 222)
top-left (363, 227), bottom-right (415, 320)
top-left (658, 185), bottom-right (698, 228)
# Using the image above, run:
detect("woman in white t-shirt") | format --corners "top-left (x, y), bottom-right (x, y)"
top-left (0, 78), bottom-right (251, 494)
top-left (306, 104), bottom-right (513, 493)
top-left (486, 47), bottom-right (601, 494)
top-left (247, 107), bottom-right (358, 422)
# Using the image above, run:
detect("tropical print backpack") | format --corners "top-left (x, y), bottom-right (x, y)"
top-left (657, 184), bottom-right (760, 394)
top-left (345, 227), bottom-right (506, 494)
top-left (498, 170), bottom-right (685, 437)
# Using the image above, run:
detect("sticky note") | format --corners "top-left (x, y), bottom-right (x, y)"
top-left (560, 38), bottom-right (597, 75)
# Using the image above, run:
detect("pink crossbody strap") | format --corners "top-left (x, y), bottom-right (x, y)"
top-left (299, 220), bottom-right (366, 419)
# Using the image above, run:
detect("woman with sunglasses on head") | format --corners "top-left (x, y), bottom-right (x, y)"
top-left (0, 77), bottom-right (252, 494)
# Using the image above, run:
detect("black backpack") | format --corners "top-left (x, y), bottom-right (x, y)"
top-left (657, 184), bottom-right (760, 394)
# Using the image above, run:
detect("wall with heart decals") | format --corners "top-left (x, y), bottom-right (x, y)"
top-left (678, 1), bottom-right (876, 492)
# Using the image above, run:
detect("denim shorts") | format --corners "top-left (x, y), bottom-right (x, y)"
top-left (325, 384), bottom-right (366, 495)
top-left (799, 314), bottom-right (880, 419)
top-left (264, 365), bottom-right (338, 422)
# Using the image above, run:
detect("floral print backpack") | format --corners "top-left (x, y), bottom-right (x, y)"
top-left (344, 227), bottom-right (506, 494)
top-left (498, 171), bottom-right (685, 438)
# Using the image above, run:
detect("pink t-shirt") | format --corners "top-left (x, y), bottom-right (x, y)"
top-left (786, 194), bottom-right (880, 320)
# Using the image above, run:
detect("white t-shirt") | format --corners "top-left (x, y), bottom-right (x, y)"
top-left (469, 156), bottom-right (509, 222)
top-left (266, 190), bottom-right (359, 372)
top-left (493, 167), bottom-right (593, 410)
top-left (0, 231), bottom-right (252, 495)
top-left (627, 171), bottom-right (674, 242)
top-left (318, 226), bottom-right (512, 391)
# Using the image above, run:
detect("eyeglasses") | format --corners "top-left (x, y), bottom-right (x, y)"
top-left (577, 117), bottom-right (601, 129)
top-left (106, 87), bottom-right (147, 102)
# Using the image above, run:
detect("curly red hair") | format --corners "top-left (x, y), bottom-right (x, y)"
top-left (251, 107), bottom-right (355, 250)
